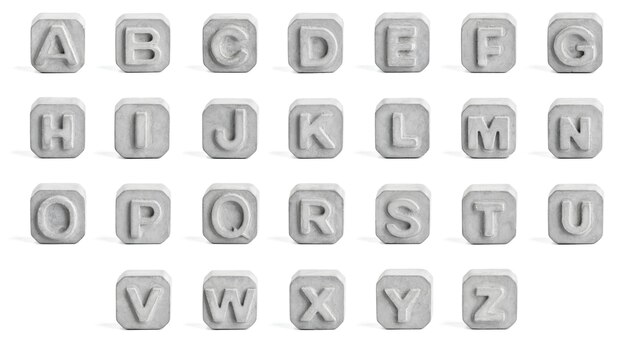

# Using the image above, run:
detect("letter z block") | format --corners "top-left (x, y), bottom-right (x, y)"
top-left (463, 269), bottom-right (517, 329)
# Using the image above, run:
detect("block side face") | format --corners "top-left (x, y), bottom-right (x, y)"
top-left (202, 274), bottom-right (258, 329)
top-left (115, 103), bottom-right (170, 158)
top-left (462, 273), bottom-right (517, 329)
top-left (462, 190), bottom-right (517, 244)
top-left (203, 17), bottom-right (258, 72)
top-left (548, 188), bottom-right (603, 244)
top-left (375, 189), bottom-right (430, 244)
top-left (375, 102), bottom-right (430, 158)
top-left (548, 103), bottom-right (602, 158)
top-left (115, 188), bottom-right (171, 244)
top-left (289, 189), bottom-right (344, 244)
top-left (461, 102), bottom-right (516, 158)
top-left (203, 188), bottom-right (258, 244)
top-left (290, 274), bottom-right (345, 329)
top-left (116, 17), bottom-right (171, 72)
top-left (547, 16), bottom-right (602, 73)
top-left (31, 188), bottom-right (86, 244)
top-left (30, 102), bottom-right (86, 158)
top-left (31, 16), bottom-right (85, 73)
top-left (375, 16), bottom-right (430, 72)
top-left (461, 16), bottom-right (516, 72)
top-left (288, 16), bottom-right (343, 73)
top-left (116, 274), bottom-right (171, 329)
top-left (289, 103), bottom-right (343, 158)
top-left (202, 103), bottom-right (258, 158)
top-left (376, 274), bottom-right (432, 329)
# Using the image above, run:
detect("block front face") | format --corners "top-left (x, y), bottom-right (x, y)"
top-left (376, 270), bottom-right (432, 329)
top-left (203, 271), bottom-right (258, 329)
top-left (462, 270), bottom-right (517, 329)
top-left (548, 99), bottom-right (603, 159)
top-left (288, 14), bottom-right (343, 73)
top-left (31, 13), bottom-right (85, 73)
top-left (116, 271), bottom-right (171, 330)
top-left (30, 184), bottom-right (86, 244)
top-left (289, 99), bottom-right (343, 158)
top-left (461, 99), bottom-right (516, 158)
top-left (202, 99), bottom-right (258, 158)
top-left (290, 270), bottom-right (345, 330)
top-left (461, 14), bottom-right (516, 73)
top-left (203, 14), bottom-right (257, 72)
top-left (375, 99), bottom-right (430, 158)
top-left (462, 185), bottom-right (517, 244)
top-left (548, 13), bottom-right (603, 73)
top-left (375, 185), bottom-right (431, 244)
top-left (115, 99), bottom-right (170, 158)
top-left (30, 98), bottom-right (86, 158)
top-left (116, 184), bottom-right (171, 244)
top-left (548, 185), bottom-right (603, 244)
top-left (289, 184), bottom-right (344, 244)
top-left (375, 13), bottom-right (430, 72)
top-left (116, 14), bottom-right (170, 72)
top-left (203, 184), bottom-right (259, 244)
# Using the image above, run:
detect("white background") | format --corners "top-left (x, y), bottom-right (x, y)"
top-left (0, 0), bottom-right (619, 344)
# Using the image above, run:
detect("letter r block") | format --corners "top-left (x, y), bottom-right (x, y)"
top-left (203, 14), bottom-right (258, 72)
top-left (202, 99), bottom-right (258, 159)
top-left (289, 184), bottom-right (344, 244)
top-left (548, 184), bottom-right (603, 244)
top-left (116, 184), bottom-right (171, 244)
top-left (376, 184), bottom-right (431, 244)
top-left (463, 269), bottom-right (517, 329)
top-left (376, 269), bottom-right (432, 329)
top-left (548, 99), bottom-right (603, 158)
top-left (288, 14), bottom-right (343, 73)
top-left (375, 13), bottom-right (430, 72)
top-left (461, 98), bottom-right (516, 158)
top-left (203, 271), bottom-right (258, 329)
top-left (116, 270), bottom-right (171, 330)
top-left (30, 98), bottom-right (85, 158)
top-left (203, 184), bottom-right (259, 244)
top-left (461, 14), bottom-right (516, 73)
top-left (290, 270), bottom-right (345, 330)
top-left (30, 183), bottom-right (85, 244)
top-left (116, 14), bottom-right (170, 72)
top-left (462, 185), bottom-right (517, 244)
top-left (31, 13), bottom-right (85, 73)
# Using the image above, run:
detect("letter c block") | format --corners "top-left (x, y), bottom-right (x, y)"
top-left (203, 184), bottom-right (259, 244)
top-left (116, 14), bottom-right (170, 72)
top-left (288, 14), bottom-right (343, 73)
top-left (203, 14), bottom-right (257, 72)
top-left (30, 183), bottom-right (85, 244)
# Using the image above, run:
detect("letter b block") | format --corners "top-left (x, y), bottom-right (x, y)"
top-left (203, 14), bottom-right (257, 73)
top-left (548, 99), bottom-right (603, 158)
top-left (203, 184), bottom-right (259, 244)
top-left (116, 184), bottom-right (171, 244)
top-left (461, 13), bottom-right (516, 73)
top-left (288, 14), bottom-right (343, 73)
top-left (376, 269), bottom-right (432, 329)
top-left (116, 270), bottom-right (171, 330)
top-left (376, 184), bottom-right (431, 244)
top-left (462, 185), bottom-right (517, 244)
top-left (548, 13), bottom-right (603, 73)
top-left (116, 14), bottom-right (170, 73)
top-left (290, 270), bottom-right (345, 330)
top-left (289, 184), bottom-right (344, 244)
top-left (375, 99), bottom-right (430, 158)
top-left (375, 13), bottom-right (430, 72)
top-left (115, 98), bottom-right (170, 158)
top-left (463, 269), bottom-right (517, 329)
top-left (203, 271), bottom-right (258, 329)
top-left (289, 99), bottom-right (343, 158)
top-left (30, 98), bottom-right (85, 158)
top-left (203, 99), bottom-right (258, 158)
top-left (31, 13), bottom-right (85, 73)
top-left (31, 184), bottom-right (85, 244)
top-left (462, 99), bottom-right (516, 158)
top-left (548, 184), bottom-right (603, 244)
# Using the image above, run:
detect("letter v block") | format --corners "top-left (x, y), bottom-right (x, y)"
top-left (376, 269), bottom-right (432, 329)
top-left (31, 13), bottom-right (85, 73)
top-left (30, 98), bottom-right (85, 158)
top-left (116, 270), bottom-right (171, 330)
top-left (115, 98), bottom-right (170, 158)
top-left (289, 99), bottom-right (343, 158)
top-left (463, 269), bottom-right (517, 329)
top-left (462, 185), bottom-right (517, 244)
top-left (289, 184), bottom-right (344, 244)
top-left (116, 184), bottom-right (171, 244)
top-left (288, 14), bottom-right (343, 73)
top-left (116, 14), bottom-right (170, 72)
top-left (548, 184), bottom-right (603, 244)
top-left (203, 99), bottom-right (258, 158)
top-left (462, 98), bottom-right (516, 158)
top-left (203, 271), bottom-right (258, 329)
top-left (290, 270), bottom-right (345, 330)
top-left (548, 99), bottom-right (603, 158)
top-left (375, 99), bottom-right (430, 158)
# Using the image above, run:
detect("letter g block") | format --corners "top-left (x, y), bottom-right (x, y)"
top-left (203, 14), bottom-right (258, 72)
top-left (31, 183), bottom-right (85, 244)
top-left (288, 14), bottom-right (343, 73)
top-left (289, 184), bottom-right (344, 244)
top-left (116, 14), bottom-right (170, 72)
top-left (548, 13), bottom-right (603, 73)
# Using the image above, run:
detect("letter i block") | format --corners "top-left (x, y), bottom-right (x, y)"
top-left (116, 14), bottom-right (170, 72)
top-left (203, 271), bottom-right (258, 329)
top-left (548, 184), bottom-right (603, 244)
top-left (31, 13), bottom-right (85, 73)
top-left (30, 98), bottom-right (85, 158)
top-left (203, 184), bottom-right (259, 244)
top-left (116, 270), bottom-right (171, 330)
top-left (376, 184), bottom-right (431, 244)
top-left (115, 98), bottom-right (170, 158)
top-left (288, 14), bottom-right (343, 73)
top-left (203, 14), bottom-right (258, 73)
top-left (463, 269), bottom-right (517, 329)
top-left (289, 99), bottom-right (343, 158)
top-left (548, 13), bottom-right (603, 73)
top-left (290, 270), bottom-right (345, 330)
top-left (376, 270), bottom-right (432, 329)
top-left (30, 184), bottom-right (85, 244)
top-left (548, 99), bottom-right (603, 158)
top-left (289, 184), bottom-right (344, 244)
top-left (462, 185), bottom-right (517, 244)
top-left (375, 99), bottom-right (430, 158)
top-left (116, 184), bottom-right (171, 244)
top-left (202, 99), bottom-right (258, 158)
top-left (461, 14), bottom-right (516, 73)
top-left (461, 99), bottom-right (516, 158)
top-left (375, 13), bottom-right (430, 72)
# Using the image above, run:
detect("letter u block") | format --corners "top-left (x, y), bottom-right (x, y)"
top-left (375, 184), bottom-right (431, 244)
top-left (116, 14), bottom-right (170, 72)
top-left (289, 184), bottom-right (344, 244)
top-left (115, 98), bottom-right (170, 158)
top-left (116, 270), bottom-right (171, 330)
top-left (463, 269), bottom-right (517, 329)
top-left (462, 185), bottom-right (517, 244)
top-left (288, 14), bottom-right (343, 73)
top-left (30, 184), bottom-right (85, 244)
top-left (203, 14), bottom-right (258, 72)
top-left (548, 99), bottom-right (603, 158)
top-left (375, 13), bottom-right (430, 72)
top-left (31, 13), bottom-right (85, 73)
top-left (203, 184), bottom-right (259, 244)
top-left (461, 13), bottom-right (516, 73)
top-left (548, 184), bottom-right (603, 244)
top-left (376, 269), bottom-right (432, 329)
top-left (116, 184), bottom-right (171, 244)
top-left (30, 98), bottom-right (85, 158)
top-left (290, 270), bottom-right (345, 330)
top-left (202, 99), bottom-right (258, 158)
top-left (548, 13), bottom-right (603, 73)
top-left (289, 99), bottom-right (343, 158)
top-left (203, 271), bottom-right (258, 329)
top-left (461, 98), bottom-right (516, 158)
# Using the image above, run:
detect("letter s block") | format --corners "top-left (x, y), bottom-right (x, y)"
top-left (548, 13), bottom-right (603, 73)
top-left (203, 14), bottom-right (257, 73)
top-left (288, 14), bottom-right (343, 73)
top-left (116, 270), bottom-right (171, 330)
top-left (375, 13), bottom-right (430, 72)
top-left (548, 184), bottom-right (603, 244)
top-left (30, 183), bottom-right (85, 244)
top-left (116, 14), bottom-right (170, 73)
top-left (461, 13), bottom-right (516, 73)
top-left (30, 98), bottom-right (86, 158)
top-left (376, 269), bottom-right (432, 329)
top-left (31, 13), bottom-right (85, 73)
top-left (463, 269), bottom-right (517, 329)
top-left (462, 185), bottom-right (517, 244)
top-left (203, 184), bottom-right (259, 244)
top-left (116, 184), bottom-right (171, 244)
top-left (375, 184), bottom-right (431, 244)
top-left (203, 271), bottom-right (258, 329)
top-left (461, 98), bottom-right (516, 158)
top-left (289, 184), bottom-right (344, 244)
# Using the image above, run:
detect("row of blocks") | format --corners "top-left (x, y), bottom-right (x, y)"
top-left (116, 269), bottom-right (518, 330)
top-left (30, 12), bottom-right (603, 73)
top-left (30, 98), bottom-right (604, 159)
top-left (30, 183), bottom-right (604, 245)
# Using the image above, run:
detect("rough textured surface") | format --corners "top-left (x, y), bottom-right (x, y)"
top-left (115, 98), bottom-right (170, 158)
top-left (30, 98), bottom-right (85, 158)
top-left (548, 99), bottom-right (603, 158)
top-left (30, 183), bottom-right (86, 244)
top-left (375, 184), bottom-right (431, 244)
top-left (375, 99), bottom-right (430, 158)
top-left (548, 184), bottom-right (603, 244)
top-left (116, 270), bottom-right (171, 330)
top-left (289, 184), bottom-right (344, 244)
top-left (462, 269), bottom-right (517, 329)
top-left (31, 13), bottom-right (85, 73)
top-left (288, 14), bottom-right (343, 73)
top-left (289, 99), bottom-right (343, 158)
top-left (203, 271), bottom-right (258, 329)
top-left (116, 14), bottom-right (170, 72)
top-left (461, 13), bottom-right (516, 73)
top-left (116, 184), bottom-right (171, 244)
top-left (376, 269), bottom-right (432, 329)
top-left (290, 270), bottom-right (345, 330)
top-left (461, 98), bottom-right (516, 158)
top-left (375, 13), bottom-right (430, 72)
top-left (202, 99), bottom-right (258, 158)
top-left (203, 184), bottom-right (259, 244)
top-left (203, 14), bottom-right (257, 73)
top-left (462, 185), bottom-right (517, 244)
top-left (548, 13), bottom-right (603, 73)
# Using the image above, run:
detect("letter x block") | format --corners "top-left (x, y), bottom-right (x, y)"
top-left (290, 270), bottom-right (345, 330)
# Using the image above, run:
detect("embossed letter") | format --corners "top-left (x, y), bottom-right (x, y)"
top-left (467, 116), bottom-right (510, 150)
top-left (473, 201), bottom-right (505, 237)
top-left (559, 117), bottom-right (591, 151)
top-left (384, 288), bottom-right (421, 323)
top-left (474, 286), bottom-right (506, 323)
top-left (205, 288), bottom-right (257, 323)
top-left (125, 27), bottom-right (162, 65)
top-left (300, 287), bottom-right (336, 322)
top-left (477, 27), bottom-right (505, 67)
top-left (386, 25), bottom-right (417, 67)
top-left (35, 24), bottom-right (79, 67)
top-left (300, 26), bottom-right (338, 67)
top-left (386, 198), bottom-right (421, 238)
top-left (561, 200), bottom-right (593, 235)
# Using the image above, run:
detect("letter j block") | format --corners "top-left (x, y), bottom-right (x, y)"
top-left (461, 99), bottom-right (516, 158)
top-left (116, 14), bottom-right (170, 72)
top-left (30, 98), bottom-right (85, 158)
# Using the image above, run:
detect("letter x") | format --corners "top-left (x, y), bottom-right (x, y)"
top-left (300, 287), bottom-right (336, 322)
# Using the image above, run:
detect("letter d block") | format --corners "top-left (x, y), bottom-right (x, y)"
top-left (548, 99), bottom-right (603, 158)
top-left (116, 184), bottom-right (171, 244)
top-left (375, 99), bottom-right (430, 158)
top-left (203, 184), bottom-right (259, 244)
top-left (462, 185), bottom-right (517, 244)
top-left (202, 99), bottom-right (258, 158)
top-left (30, 98), bottom-right (85, 158)
top-left (289, 184), bottom-right (344, 244)
top-left (203, 14), bottom-right (258, 73)
top-left (288, 14), bottom-right (343, 73)
top-left (115, 98), bottom-right (170, 158)
top-left (203, 271), bottom-right (258, 329)
top-left (116, 270), bottom-right (171, 330)
top-left (376, 269), bottom-right (432, 329)
top-left (31, 184), bottom-right (85, 244)
top-left (290, 270), bottom-right (345, 330)
top-left (289, 99), bottom-right (343, 158)
top-left (116, 14), bottom-right (170, 72)
top-left (548, 184), bottom-right (603, 244)
top-left (462, 99), bottom-right (516, 158)
top-left (461, 14), bottom-right (516, 73)
top-left (463, 269), bottom-right (517, 329)
top-left (375, 13), bottom-right (430, 72)
top-left (376, 184), bottom-right (431, 244)
top-left (548, 13), bottom-right (603, 73)
top-left (31, 13), bottom-right (85, 73)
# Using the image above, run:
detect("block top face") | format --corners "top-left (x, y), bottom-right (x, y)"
top-left (461, 13), bottom-right (516, 73)
top-left (377, 184), bottom-right (431, 199)
top-left (461, 98), bottom-right (516, 158)
top-left (375, 99), bottom-right (430, 158)
top-left (290, 270), bottom-right (345, 330)
top-left (462, 269), bottom-right (518, 329)
top-left (548, 13), bottom-right (602, 73)
top-left (548, 98), bottom-right (603, 159)
top-left (288, 14), bottom-right (343, 73)
top-left (379, 269), bottom-right (433, 283)
top-left (116, 14), bottom-right (171, 72)
top-left (289, 99), bottom-right (343, 159)
top-left (31, 184), bottom-right (86, 244)
top-left (116, 270), bottom-right (171, 330)
top-left (203, 14), bottom-right (258, 73)
top-left (31, 13), bottom-right (85, 73)
top-left (30, 98), bottom-right (86, 158)
top-left (204, 270), bottom-right (258, 283)
top-left (375, 13), bottom-right (430, 72)
top-left (548, 184), bottom-right (604, 244)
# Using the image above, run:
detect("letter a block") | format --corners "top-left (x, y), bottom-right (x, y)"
top-left (463, 270), bottom-right (517, 329)
top-left (115, 98), bottom-right (170, 158)
top-left (30, 98), bottom-right (85, 158)
top-left (116, 184), bottom-right (171, 244)
top-left (548, 184), bottom-right (603, 244)
top-left (548, 13), bottom-right (603, 73)
top-left (203, 271), bottom-right (258, 329)
top-left (202, 99), bottom-right (258, 158)
top-left (375, 13), bottom-right (430, 72)
top-left (375, 99), bottom-right (430, 158)
top-left (116, 14), bottom-right (170, 73)
top-left (30, 184), bottom-right (85, 244)
top-left (31, 13), bottom-right (85, 73)
top-left (289, 99), bottom-right (343, 158)
top-left (462, 185), bottom-right (517, 244)
top-left (288, 14), bottom-right (343, 73)
top-left (462, 99), bottom-right (516, 158)
top-left (289, 184), bottom-right (344, 244)
top-left (290, 270), bottom-right (345, 330)
top-left (548, 99), bottom-right (603, 158)
top-left (461, 13), bottom-right (516, 73)
top-left (203, 184), bottom-right (259, 244)
top-left (116, 270), bottom-right (171, 330)
top-left (376, 184), bottom-right (431, 244)
top-left (203, 14), bottom-right (258, 73)
top-left (376, 269), bottom-right (432, 329)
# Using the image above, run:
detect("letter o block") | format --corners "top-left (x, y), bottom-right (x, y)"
top-left (375, 99), bottom-right (430, 158)
top-left (31, 13), bottom-right (85, 73)
top-left (548, 99), bottom-right (603, 159)
top-left (202, 99), bottom-right (258, 159)
top-left (461, 13), bottom-right (516, 73)
top-left (548, 13), bottom-right (602, 73)
top-left (290, 270), bottom-right (345, 330)
top-left (289, 184), bottom-right (344, 244)
top-left (203, 184), bottom-right (259, 244)
top-left (548, 184), bottom-right (603, 244)
top-left (375, 13), bottom-right (430, 72)
top-left (461, 99), bottom-right (516, 158)
top-left (288, 14), bottom-right (343, 73)
top-left (375, 184), bottom-right (431, 244)
top-left (116, 270), bottom-right (171, 330)
top-left (116, 14), bottom-right (170, 73)
top-left (30, 184), bottom-right (85, 244)
top-left (203, 271), bottom-right (258, 329)
top-left (463, 269), bottom-right (517, 329)
top-left (288, 99), bottom-right (343, 158)
top-left (462, 185), bottom-right (517, 244)
top-left (30, 98), bottom-right (86, 158)
top-left (115, 98), bottom-right (170, 159)
top-left (376, 269), bottom-right (432, 329)
top-left (203, 14), bottom-right (257, 73)
top-left (116, 184), bottom-right (171, 244)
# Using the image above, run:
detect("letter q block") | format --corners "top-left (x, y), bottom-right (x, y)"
top-left (375, 13), bottom-right (430, 72)
top-left (375, 184), bottom-right (431, 244)
top-left (116, 14), bottom-right (170, 72)
top-left (116, 184), bottom-right (171, 244)
top-left (31, 183), bottom-right (85, 244)
top-left (461, 13), bottom-right (516, 73)
top-left (548, 13), bottom-right (602, 73)
top-left (31, 13), bottom-right (85, 73)
top-left (288, 14), bottom-right (343, 73)
top-left (461, 99), bottom-right (516, 158)
top-left (289, 184), bottom-right (344, 244)
top-left (203, 184), bottom-right (259, 244)
top-left (30, 98), bottom-right (85, 158)
top-left (203, 14), bottom-right (257, 72)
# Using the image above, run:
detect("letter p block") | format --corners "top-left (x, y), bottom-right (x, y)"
top-left (116, 184), bottom-right (171, 244)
